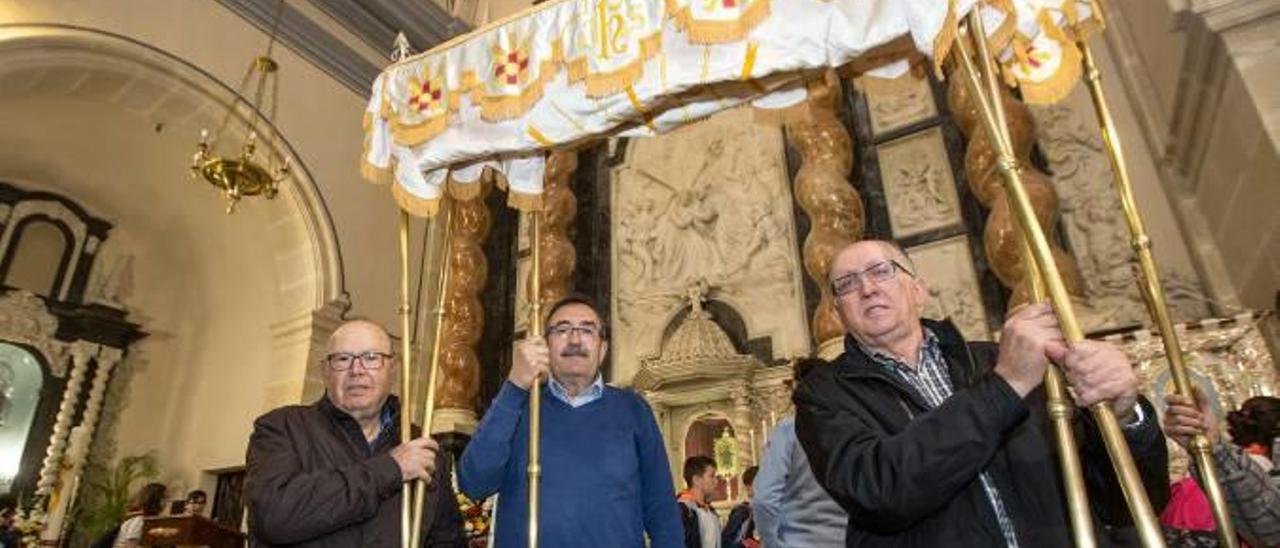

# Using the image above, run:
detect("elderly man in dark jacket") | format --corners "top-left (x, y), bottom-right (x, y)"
top-left (246, 320), bottom-right (465, 547)
top-left (795, 240), bottom-right (1169, 547)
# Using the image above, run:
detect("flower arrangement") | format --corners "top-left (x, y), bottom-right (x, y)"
top-left (456, 492), bottom-right (494, 547)
top-left (11, 496), bottom-right (48, 546)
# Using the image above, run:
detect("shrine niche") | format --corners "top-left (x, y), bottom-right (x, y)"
top-left (635, 283), bottom-right (791, 495)
top-left (610, 106), bottom-right (810, 385)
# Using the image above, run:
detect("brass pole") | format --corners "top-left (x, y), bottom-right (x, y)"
top-left (409, 201), bottom-right (455, 548)
top-left (527, 210), bottom-right (544, 548)
top-left (397, 210), bottom-right (414, 548)
top-left (965, 21), bottom-right (1096, 547)
top-left (1077, 36), bottom-right (1238, 548)
top-left (953, 15), bottom-right (1165, 547)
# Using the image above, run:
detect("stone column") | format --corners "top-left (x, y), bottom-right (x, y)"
top-left (785, 76), bottom-right (864, 357)
top-left (35, 341), bottom-right (94, 497)
top-left (265, 297), bottom-right (350, 409)
top-left (947, 78), bottom-right (1084, 311)
top-left (434, 179), bottom-right (493, 435)
top-left (729, 384), bottom-right (756, 467)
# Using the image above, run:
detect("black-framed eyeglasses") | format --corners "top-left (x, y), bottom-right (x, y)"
top-left (324, 351), bottom-right (392, 371)
top-left (830, 260), bottom-right (913, 297)
top-left (545, 323), bottom-right (600, 340)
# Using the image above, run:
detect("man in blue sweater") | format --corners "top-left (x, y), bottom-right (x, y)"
top-left (459, 295), bottom-right (684, 547)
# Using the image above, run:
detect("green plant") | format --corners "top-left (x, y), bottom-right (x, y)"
top-left (71, 452), bottom-right (159, 543)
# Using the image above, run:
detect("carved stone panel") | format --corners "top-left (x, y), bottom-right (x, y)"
top-left (610, 107), bottom-right (810, 385)
top-left (864, 74), bottom-right (938, 136)
top-left (877, 127), bottom-right (964, 239)
top-left (906, 236), bottom-right (991, 342)
top-left (1029, 102), bottom-right (1209, 332)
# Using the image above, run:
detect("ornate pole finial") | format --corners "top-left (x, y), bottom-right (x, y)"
top-left (391, 32), bottom-right (412, 62)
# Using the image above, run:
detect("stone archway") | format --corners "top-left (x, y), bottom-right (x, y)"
top-left (0, 24), bottom-right (348, 514)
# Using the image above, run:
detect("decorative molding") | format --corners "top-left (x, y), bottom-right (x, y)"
top-left (0, 200), bottom-right (87, 301)
top-left (0, 290), bottom-right (67, 377)
top-left (633, 283), bottom-right (758, 391)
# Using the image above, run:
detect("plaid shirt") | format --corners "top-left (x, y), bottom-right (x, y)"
top-left (863, 329), bottom-right (1020, 548)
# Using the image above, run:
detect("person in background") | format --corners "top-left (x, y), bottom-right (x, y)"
top-left (1164, 392), bottom-right (1280, 547)
top-left (721, 466), bottom-right (759, 548)
top-left (115, 482), bottom-right (167, 548)
top-left (679, 455), bottom-right (721, 548)
top-left (753, 358), bottom-right (846, 548)
top-left (184, 490), bottom-right (208, 517)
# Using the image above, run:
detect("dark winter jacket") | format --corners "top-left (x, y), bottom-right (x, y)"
top-left (794, 319), bottom-right (1170, 547)
top-left (246, 395), bottom-right (465, 547)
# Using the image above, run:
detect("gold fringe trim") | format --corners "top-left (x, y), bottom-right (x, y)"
top-left (668, 0), bottom-right (771, 45)
top-left (565, 35), bottom-right (660, 98)
top-left (392, 182), bottom-right (442, 218)
top-left (930, 0), bottom-right (958, 79)
top-left (447, 177), bottom-right (484, 200)
top-left (361, 159), bottom-right (395, 185)
top-left (507, 188), bottom-right (545, 212)
top-left (472, 56), bottom-right (560, 123)
top-left (390, 114), bottom-right (450, 147)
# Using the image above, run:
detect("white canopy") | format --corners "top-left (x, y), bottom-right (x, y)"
top-left (362, 0), bottom-right (1102, 215)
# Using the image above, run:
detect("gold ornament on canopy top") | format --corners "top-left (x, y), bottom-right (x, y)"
top-left (365, 1), bottom-right (1238, 547)
top-left (191, 0), bottom-right (291, 214)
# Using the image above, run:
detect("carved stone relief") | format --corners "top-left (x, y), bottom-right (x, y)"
top-left (906, 236), bottom-right (992, 342)
top-left (610, 107), bottom-right (810, 384)
top-left (0, 290), bottom-right (67, 377)
top-left (1029, 102), bottom-right (1209, 332)
top-left (878, 127), bottom-right (964, 238)
top-left (864, 73), bottom-right (938, 136)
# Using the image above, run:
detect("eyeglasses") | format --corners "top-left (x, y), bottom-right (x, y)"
top-left (545, 323), bottom-right (600, 340)
top-left (324, 351), bottom-right (392, 371)
top-left (830, 260), bottom-right (913, 297)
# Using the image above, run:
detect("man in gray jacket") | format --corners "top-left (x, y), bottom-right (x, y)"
top-left (752, 358), bottom-right (846, 547)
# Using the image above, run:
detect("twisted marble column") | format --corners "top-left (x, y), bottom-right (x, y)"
top-left (947, 79), bottom-right (1083, 310)
top-left (434, 180), bottom-right (492, 433)
top-left (42, 346), bottom-right (123, 545)
top-left (785, 77), bottom-right (864, 353)
top-left (35, 342), bottom-right (95, 496)
top-left (532, 150), bottom-right (579, 311)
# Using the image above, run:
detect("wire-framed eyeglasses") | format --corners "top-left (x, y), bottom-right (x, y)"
top-left (830, 260), bottom-right (913, 297)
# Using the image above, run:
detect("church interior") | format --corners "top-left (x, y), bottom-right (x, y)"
top-left (0, 0), bottom-right (1277, 545)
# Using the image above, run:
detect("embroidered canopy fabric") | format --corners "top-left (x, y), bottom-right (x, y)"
top-left (362, 0), bottom-right (1103, 216)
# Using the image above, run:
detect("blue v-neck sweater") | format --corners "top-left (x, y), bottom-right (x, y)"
top-left (459, 381), bottom-right (683, 548)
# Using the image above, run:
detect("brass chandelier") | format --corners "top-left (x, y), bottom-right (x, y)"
top-left (191, 0), bottom-right (290, 214)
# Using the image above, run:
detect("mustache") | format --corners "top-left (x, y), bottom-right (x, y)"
top-left (560, 345), bottom-right (589, 358)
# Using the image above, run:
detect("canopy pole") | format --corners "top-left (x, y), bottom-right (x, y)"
top-left (409, 200), bottom-right (455, 547)
top-left (527, 209), bottom-right (544, 548)
top-left (952, 14), bottom-right (1165, 548)
top-left (1076, 33), bottom-right (1237, 548)
top-left (397, 211), bottom-right (414, 548)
